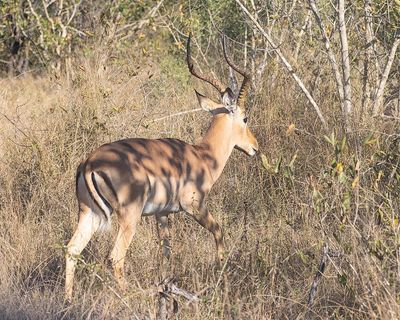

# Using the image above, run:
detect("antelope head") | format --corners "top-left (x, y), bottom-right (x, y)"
top-left (186, 34), bottom-right (259, 157)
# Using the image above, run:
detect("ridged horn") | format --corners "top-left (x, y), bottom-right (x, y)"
top-left (222, 35), bottom-right (251, 109)
top-left (186, 33), bottom-right (226, 95)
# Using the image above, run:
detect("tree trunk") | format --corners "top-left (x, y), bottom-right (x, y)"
top-left (372, 34), bottom-right (400, 116)
top-left (338, 0), bottom-right (352, 131)
top-left (361, 0), bottom-right (374, 114)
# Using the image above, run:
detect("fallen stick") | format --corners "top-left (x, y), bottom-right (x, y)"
top-left (307, 242), bottom-right (329, 319)
top-left (156, 277), bottom-right (199, 320)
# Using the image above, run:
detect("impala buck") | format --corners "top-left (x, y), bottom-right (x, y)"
top-left (65, 34), bottom-right (259, 300)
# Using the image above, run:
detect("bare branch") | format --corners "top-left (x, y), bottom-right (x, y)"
top-left (228, 66), bottom-right (239, 96)
top-left (222, 36), bottom-right (251, 108)
top-left (41, 0), bottom-right (55, 32)
top-left (27, 0), bottom-right (45, 46)
top-left (57, 0), bottom-right (64, 16)
top-left (147, 108), bottom-right (202, 125)
top-left (361, 0), bottom-right (374, 112)
top-left (249, 0), bottom-right (258, 82)
top-left (156, 277), bottom-right (199, 320)
top-left (66, 0), bottom-right (82, 26)
top-left (235, 0), bottom-right (328, 130)
top-left (308, 0), bottom-right (345, 111)
top-left (244, 24), bottom-right (248, 69)
top-left (372, 33), bottom-right (400, 116)
top-left (255, 45), bottom-right (268, 91)
top-left (294, 10), bottom-right (311, 62)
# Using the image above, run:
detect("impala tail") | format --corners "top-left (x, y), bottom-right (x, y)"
top-left (76, 162), bottom-right (116, 231)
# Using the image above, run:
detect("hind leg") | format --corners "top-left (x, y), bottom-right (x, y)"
top-left (65, 206), bottom-right (101, 301)
top-left (109, 204), bottom-right (142, 290)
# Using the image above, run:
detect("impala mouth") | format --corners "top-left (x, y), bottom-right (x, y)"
top-left (235, 145), bottom-right (258, 156)
top-left (248, 147), bottom-right (258, 157)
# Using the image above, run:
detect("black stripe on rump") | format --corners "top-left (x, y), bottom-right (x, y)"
top-left (75, 163), bottom-right (84, 199)
top-left (75, 167), bottom-right (82, 220)
top-left (96, 171), bottom-right (118, 208)
top-left (91, 172), bottom-right (113, 213)
top-left (75, 170), bottom-right (81, 198)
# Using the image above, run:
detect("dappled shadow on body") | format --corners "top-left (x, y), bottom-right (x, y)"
top-left (83, 137), bottom-right (218, 215)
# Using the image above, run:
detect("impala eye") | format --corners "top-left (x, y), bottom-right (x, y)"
top-left (243, 117), bottom-right (248, 124)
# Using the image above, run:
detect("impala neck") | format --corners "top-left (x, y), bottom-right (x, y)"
top-left (197, 114), bottom-right (235, 183)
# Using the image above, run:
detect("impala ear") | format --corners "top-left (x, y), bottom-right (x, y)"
top-left (195, 90), bottom-right (221, 112)
top-left (222, 88), bottom-right (237, 113)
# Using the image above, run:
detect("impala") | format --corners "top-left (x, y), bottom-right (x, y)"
top-left (65, 34), bottom-right (259, 300)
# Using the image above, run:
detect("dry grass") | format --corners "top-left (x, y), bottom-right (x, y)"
top-left (0, 48), bottom-right (399, 319)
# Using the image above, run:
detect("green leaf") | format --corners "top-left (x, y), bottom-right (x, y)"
top-left (340, 136), bottom-right (347, 152)
top-left (260, 153), bottom-right (272, 171)
top-left (297, 250), bottom-right (309, 264)
top-left (363, 132), bottom-right (378, 146)
top-left (274, 155), bottom-right (282, 174)
top-left (338, 171), bottom-right (347, 184)
top-left (324, 132), bottom-right (336, 146)
top-left (342, 192), bottom-right (350, 210)
top-left (289, 150), bottom-right (298, 169)
top-left (337, 273), bottom-right (347, 287)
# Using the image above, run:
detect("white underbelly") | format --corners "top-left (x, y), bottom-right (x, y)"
top-left (142, 201), bottom-right (180, 216)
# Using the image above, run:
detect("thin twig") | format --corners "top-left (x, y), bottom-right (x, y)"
top-left (158, 277), bottom-right (199, 302)
top-left (372, 32), bottom-right (400, 116)
top-left (308, 0), bottom-right (345, 112)
top-left (0, 112), bottom-right (30, 139)
top-left (94, 273), bottom-right (136, 314)
top-left (146, 108), bottom-right (202, 125)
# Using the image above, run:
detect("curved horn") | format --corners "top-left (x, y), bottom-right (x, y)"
top-left (222, 36), bottom-right (251, 109)
top-left (186, 33), bottom-right (226, 94)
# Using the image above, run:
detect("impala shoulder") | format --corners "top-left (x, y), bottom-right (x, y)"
top-left (192, 143), bottom-right (215, 162)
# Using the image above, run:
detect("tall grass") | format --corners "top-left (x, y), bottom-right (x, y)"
top-left (0, 45), bottom-right (399, 319)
